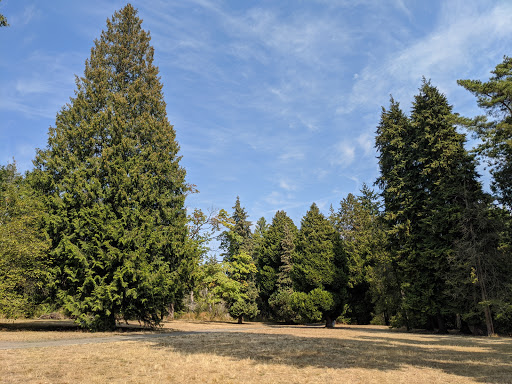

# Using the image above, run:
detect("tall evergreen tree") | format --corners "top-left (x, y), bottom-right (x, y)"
top-left (255, 210), bottom-right (298, 319)
top-left (224, 251), bottom-right (259, 324)
top-left (458, 56), bottom-right (512, 334)
top-left (330, 186), bottom-right (386, 324)
top-left (268, 222), bottom-right (297, 322)
top-left (375, 97), bottom-right (414, 328)
top-left (292, 203), bottom-right (347, 327)
top-left (407, 79), bottom-right (482, 332)
top-left (256, 211), bottom-right (298, 317)
top-left (32, 5), bottom-right (197, 330)
top-left (252, 216), bottom-right (268, 256)
top-left (220, 196), bottom-right (252, 261)
top-left (458, 56), bottom-right (512, 209)
top-left (376, 80), bottom-right (488, 332)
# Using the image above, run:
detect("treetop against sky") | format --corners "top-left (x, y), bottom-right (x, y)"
top-left (1, 0), bottom-right (511, 225)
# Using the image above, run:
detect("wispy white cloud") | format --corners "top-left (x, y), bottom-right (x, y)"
top-left (1, 49), bottom-right (82, 120)
top-left (339, 1), bottom-right (512, 116)
top-left (279, 148), bottom-right (305, 161)
top-left (331, 141), bottom-right (355, 167)
top-left (356, 133), bottom-right (374, 157)
top-left (279, 179), bottom-right (297, 192)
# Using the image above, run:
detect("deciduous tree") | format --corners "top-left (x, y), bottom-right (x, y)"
top-left (0, 163), bottom-right (50, 318)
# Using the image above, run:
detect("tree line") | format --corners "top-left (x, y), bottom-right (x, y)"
top-left (0, 4), bottom-right (511, 334)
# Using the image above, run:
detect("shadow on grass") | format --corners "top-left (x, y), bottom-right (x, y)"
top-left (148, 327), bottom-right (512, 383)
top-left (0, 319), bottom-right (169, 333)
top-left (0, 320), bottom-right (81, 332)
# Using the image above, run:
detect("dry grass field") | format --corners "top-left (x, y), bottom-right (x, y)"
top-left (1, 319), bottom-right (511, 383)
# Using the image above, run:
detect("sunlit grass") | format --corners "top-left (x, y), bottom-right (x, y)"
top-left (1, 320), bottom-right (511, 383)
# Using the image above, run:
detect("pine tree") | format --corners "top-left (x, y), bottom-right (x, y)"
top-left (32, 5), bottom-right (197, 330)
top-left (292, 203), bottom-right (347, 327)
top-left (458, 56), bottom-right (512, 209)
top-left (457, 55), bottom-right (512, 334)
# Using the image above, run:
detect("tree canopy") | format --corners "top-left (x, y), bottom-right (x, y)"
top-left (32, 4), bottom-right (197, 330)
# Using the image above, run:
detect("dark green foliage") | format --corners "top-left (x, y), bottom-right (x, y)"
top-left (267, 220), bottom-right (298, 322)
top-left (292, 203), bottom-right (347, 327)
top-left (216, 197), bottom-right (258, 323)
top-left (0, 163), bottom-right (50, 318)
top-left (223, 252), bottom-right (259, 323)
top-left (330, 186), bottom-right (388, 324)
top-left (32, 5), bottom-right (197, 330)
top-left (289, 288), bottom-right (334, 324)
top-left (458, 56), bottom-right (512, 209)
top-left (220, 197), bottom-right (253, 261)
top-left (252, 217), bottom-right (269, 251)
top-left (457, 56), bottom-right (512, 334)
top-left (255, 210), bottom-right (298, 319)
top-left (374, 98), bottom-right (413, 327)
top-left (376, 80), bottom-right (487, 331)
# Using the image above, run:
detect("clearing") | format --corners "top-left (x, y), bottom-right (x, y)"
top-left (1, 319), bottom-right (511, 383)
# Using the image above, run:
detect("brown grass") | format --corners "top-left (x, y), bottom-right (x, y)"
top-left (0, 319), bottom-right (159, 342)
top-left (1, 320), bottom-right (511, 383)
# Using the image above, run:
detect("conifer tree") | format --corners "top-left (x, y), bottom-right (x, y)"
top-left (458, 56), bottom-right (512, 209)
top-left (376, 80), bottom-right (486, 332)
top-left (252, 217), bottom-right (268, 256)
top-left (375, 97), bottom-right (412, 328)
top-left (292, 203), bottom-right (347, 327)
top-left (406, 80), bottom-right (477, 332)
top-left (32, 5), bottom-right (197, 330)
top-left (330, 186), bottom-right (386, 324)
top-left (220, 197), bottom-right (252, 261)
top-left (255, 210), bottom-right (297, 318)
top-left (267, 222), bottom-right (297, 322)
top-left (224, 251), bottom-right (259, 323)
top-left (458, 56), bottom-right (512, 334)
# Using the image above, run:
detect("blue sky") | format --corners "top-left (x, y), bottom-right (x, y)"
top-left (1, 0), bottom-right (511, 233)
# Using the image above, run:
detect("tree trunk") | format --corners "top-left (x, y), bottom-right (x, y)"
top-left (168, 303), bottom-right (175, 320)
top-left (476, 254), bottom-right (495, 336)
top-left (238, 315), bottom-right (243, 324)
top-left (383, 311), bottom-right (390, 326)
top-left (109, 310), bottom-right (117, 331)
top-left (436, 314), bottom-right (448, 334)
top-left (483, 303), bottom-right (494, 336)
top-left (463, 181), bottom-right (495, 337)
top-left (325, 316), bottom-right (335, 328)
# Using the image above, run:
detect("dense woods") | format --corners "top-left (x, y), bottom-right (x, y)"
top-left (1, 4), bottom-right (511, 334)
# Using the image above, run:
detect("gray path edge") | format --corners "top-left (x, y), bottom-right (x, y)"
top-left (0, 327), bottom-right (263, 350)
